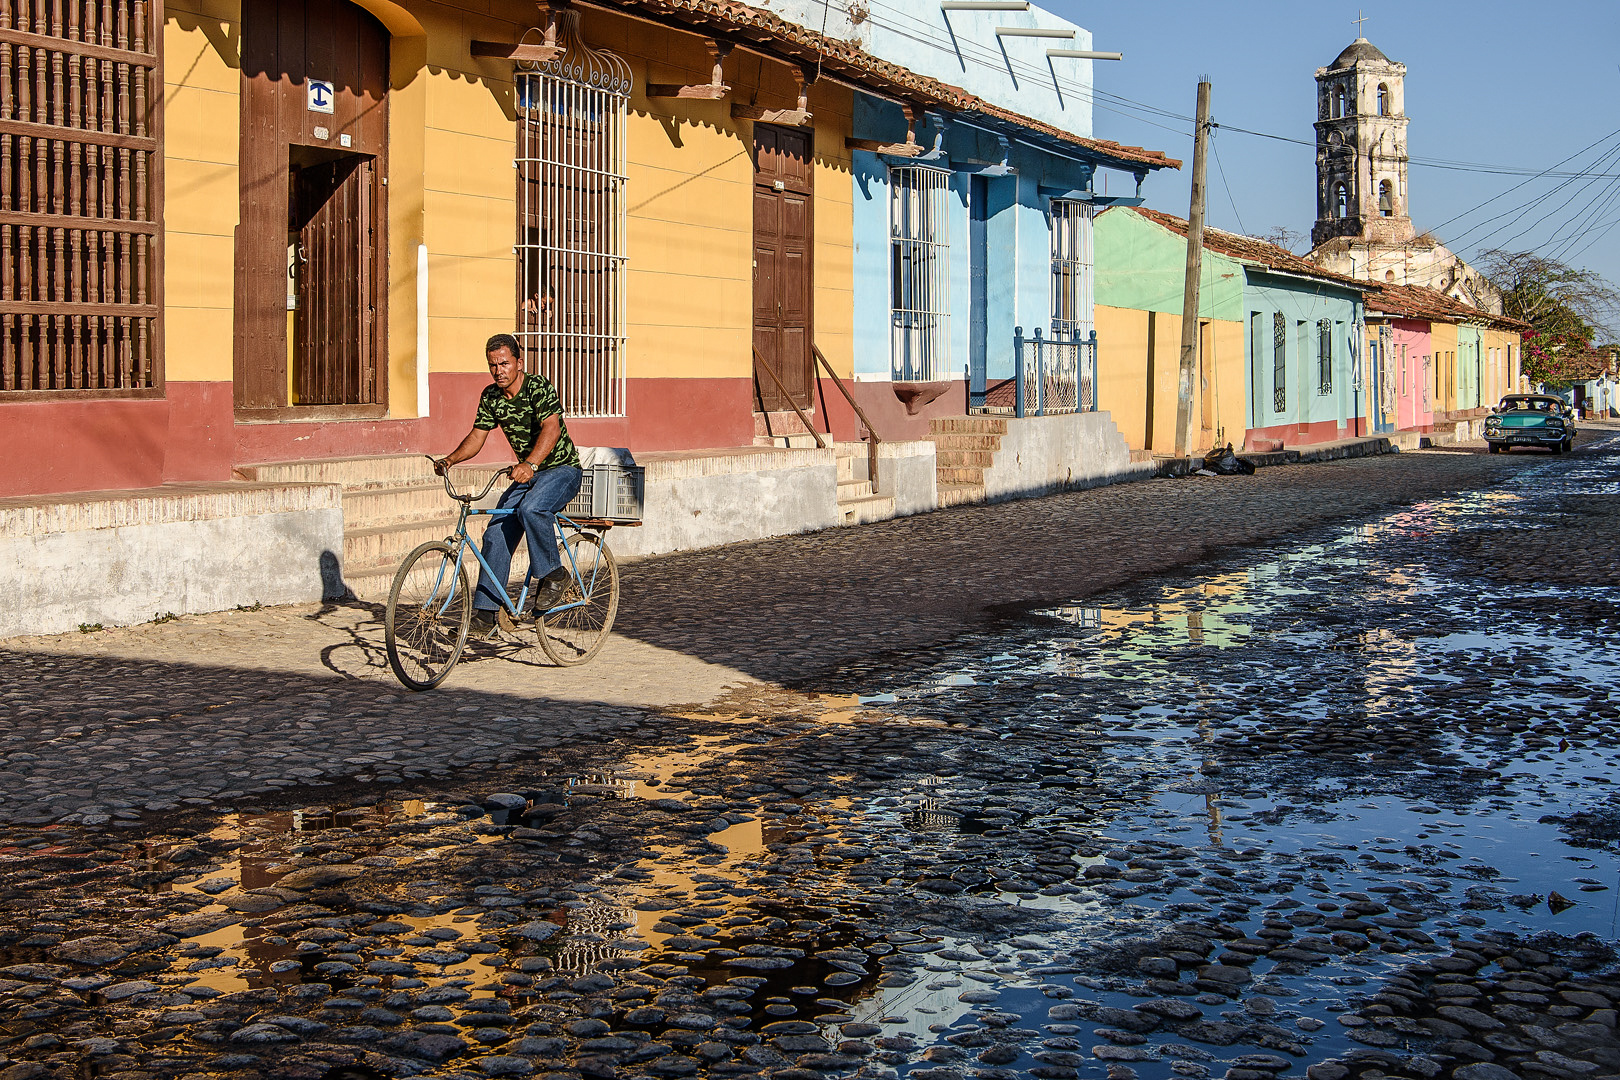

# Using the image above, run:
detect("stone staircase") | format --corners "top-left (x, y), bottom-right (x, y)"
top-left (927, 416), bottom-right (1006, 508)
top-left (834, 443), bottom-right (894, 525)
top-left (753, 409), bottom-right (823, 449)
top-left (236, 455), bottom-right (509, 601)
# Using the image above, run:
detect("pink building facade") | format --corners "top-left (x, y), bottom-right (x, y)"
top-left (1385, 319), bottom-right (1433, 433)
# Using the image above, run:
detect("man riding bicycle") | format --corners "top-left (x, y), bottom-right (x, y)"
top-left (434, 333), bottom-right (581, 637)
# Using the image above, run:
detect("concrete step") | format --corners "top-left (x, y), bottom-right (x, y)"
top-left (834, 444), bottom-right (873, 482)
top-left (342, 482), bottom-right (456, 530)
top-left (1129, 449), bottom-right (1156, 464)
top-left (929, 432), bottom-right (1001, 452)
top-left (937, 483), bottom-right (985, 509)
top-left (754, 434), bottom-right (824, 449)
top-left (343, 531), bottom-right (532, 602)
top-left (238, 454), bottom-right (432, 491)
top-left (936, 465), bottom-right (987, 485)
top-left (929, 416), bottom-right (1007, 435)
top-left (935, 448), bottom-right (994, 468)
top-left (753, 409), bottom-right (818, 438)
top-left (837, 493), bottom-right (896, 525)
top-left (238, 455), bottom-right (503, 494)
top-left (343, 516), bottom-right (472, 573)
top-left (837, 478), bottom-right (875, 501)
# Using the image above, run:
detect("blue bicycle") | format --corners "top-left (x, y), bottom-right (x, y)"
top-left (384, 459), bottom-right (620, 689)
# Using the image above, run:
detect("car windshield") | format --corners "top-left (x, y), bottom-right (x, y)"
top-left (1500, 398), bottom-right (1557, 413)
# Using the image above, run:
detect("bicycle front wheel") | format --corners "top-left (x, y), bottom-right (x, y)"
top-left (386, 541), bottom-right (473, 690)
top-left (539, 532), bottom-right (619, 666)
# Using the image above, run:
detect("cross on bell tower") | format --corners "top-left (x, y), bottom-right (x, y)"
top-left (1310, 30), bottom-right (1411, 249)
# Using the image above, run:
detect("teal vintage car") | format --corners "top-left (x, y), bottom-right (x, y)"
top-left (1483, 394), bottom-right (1576, 455)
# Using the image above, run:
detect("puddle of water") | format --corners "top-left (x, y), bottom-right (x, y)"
top-left (9, 439), bottom-right (1620, 1079)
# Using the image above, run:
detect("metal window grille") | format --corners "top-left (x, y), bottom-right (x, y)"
top-left (1272, 312), bottom-right (1287, 413)
top-left (1317, 318), bottom-right (1333, 395)
top-left (1049, 198), bottom-right (1094, 339)
top-left (515, 14), bottom-right (629, 418)
top-left (1422, 354), bottom-right (1431, 412)
top-left (1, 0), bottom-right (163, 395)
top-left (889, 164), bottom-right (950, 382)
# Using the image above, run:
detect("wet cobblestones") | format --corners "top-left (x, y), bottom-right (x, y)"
top-left (2, 430), bottom-right (1619, 1080)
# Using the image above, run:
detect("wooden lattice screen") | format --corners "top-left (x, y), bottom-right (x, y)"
top-left (0, 0), bottom-right (162, 396)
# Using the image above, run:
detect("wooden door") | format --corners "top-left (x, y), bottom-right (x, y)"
top-left (752, 125), bottom-right (813, 412)
top-left (236, 0), bottom-right (388, 414)
top-left (291, 155), bottom-right (376, 405)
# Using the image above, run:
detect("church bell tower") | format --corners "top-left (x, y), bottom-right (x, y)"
top-left (1311, 34), bottom-right (1411, 249)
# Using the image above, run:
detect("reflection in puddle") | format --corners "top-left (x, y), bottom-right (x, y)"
top-left (9, 442), bottom-right (1620, 1079)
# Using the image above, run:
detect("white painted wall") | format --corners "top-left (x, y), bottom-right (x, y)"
top-left (740, 0), bottom-right (1094, 136)
top-left (1, 485), bottom-right (344, 638)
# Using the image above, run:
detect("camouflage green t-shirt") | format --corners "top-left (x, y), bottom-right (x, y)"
top-left (473, 372), bottom-right (581, 471)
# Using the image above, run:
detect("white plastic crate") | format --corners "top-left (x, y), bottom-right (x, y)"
top-left (564, 462), bottom-right (644, 522)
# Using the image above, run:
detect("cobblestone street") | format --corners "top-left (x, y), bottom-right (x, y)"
top-left (3, 431), bottom-right (1620, 1080)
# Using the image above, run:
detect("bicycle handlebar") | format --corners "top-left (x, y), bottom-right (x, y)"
top-left (426, 455), bottom-right (512, 504)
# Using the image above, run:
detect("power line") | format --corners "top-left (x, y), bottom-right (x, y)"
top-left (1209, 131), bottom-right (1246, 235)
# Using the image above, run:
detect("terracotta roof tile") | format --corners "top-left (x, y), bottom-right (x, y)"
top-left (590, 0), bottom-right (1180, 171)
top-left (1121, 206), bottom-right (1367, 288)
top-left (1365, 281), bottom-right (1530, 332)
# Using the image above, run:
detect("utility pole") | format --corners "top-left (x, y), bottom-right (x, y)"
top-left (1174, 78), bottom-right (1212, 459)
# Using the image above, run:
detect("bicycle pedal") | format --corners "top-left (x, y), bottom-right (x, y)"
top-left (496, 609), bottom-right (519, 634)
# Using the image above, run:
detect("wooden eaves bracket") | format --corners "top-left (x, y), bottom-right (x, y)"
top-left (846, 104), bottom-right (925, 157)
top-left (647, 39), bottom-right (733, 100)
top-left (732, 65), bottom-right (814, 126)
top-left (472, 3), bottom-right (564, 64)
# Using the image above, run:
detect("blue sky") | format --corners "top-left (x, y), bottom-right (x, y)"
top-left (1054, 1), bottom-right (1620, 291)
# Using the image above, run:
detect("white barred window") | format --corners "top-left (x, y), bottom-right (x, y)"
top-left (889, 165), bottom-right (951, 382)
top-left (515, 12), bottom-right (630, 417)
top-left (1049, 199), bottom-right (1095, 339)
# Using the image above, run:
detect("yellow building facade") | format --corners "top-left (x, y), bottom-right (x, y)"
top-left (9, 0), bottom-right (862, 495)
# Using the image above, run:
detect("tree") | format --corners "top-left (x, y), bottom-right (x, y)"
top-left (1476, 250), bottom-right (1620, 383)
top-left (1477, 249), bottom-right (1619, 343)
top-left (1256, 226), bottom-right (1304, 253)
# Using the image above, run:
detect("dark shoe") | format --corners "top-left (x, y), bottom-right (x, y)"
top-left (531, 569), bottom-right (571, 614)
top-left (469, 610), bottom-right (499, 638)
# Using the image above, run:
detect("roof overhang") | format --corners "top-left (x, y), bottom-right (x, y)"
top-left (568, 0), bottom-right (1178, 174)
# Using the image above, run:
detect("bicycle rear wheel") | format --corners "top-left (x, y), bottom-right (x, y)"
top-left (386, 541), bottom-right (473, 690)
top-left (538, 532), bottom-right (619, 666)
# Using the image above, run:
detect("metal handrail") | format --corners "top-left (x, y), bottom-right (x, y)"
top-left (812, 344), bottom-right (882, 495)
top-left (751, 348), bottom-right (827, 450)
top-left (1013, 327), bottom-right (1097, 417)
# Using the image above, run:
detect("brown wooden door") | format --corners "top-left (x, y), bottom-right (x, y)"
top-left (236, 0), bottom-right (388, 413)
top-left (752, 125), bottom-right (813, 412)
top-left (291, 154), bottom-right (377, 405)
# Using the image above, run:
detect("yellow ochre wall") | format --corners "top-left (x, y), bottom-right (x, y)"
top-left (163, 2), bottom-right (241, 385)
top-left (1096, 306), bottom-right (1245, 453)
top-left (161, 0), bottom-right (856, 416)
top-left (1430, 321), bottom-right (1458, 414)
top-left (1482, 328), bottom-right (1520, 403)
top-left (604, 13), bottom-right (856, 382)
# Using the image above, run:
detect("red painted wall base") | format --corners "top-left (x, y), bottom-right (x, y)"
top-left (0, 373), bottom-right (875, 498)
top-left (1244, 417), bottom-right (1362, 450)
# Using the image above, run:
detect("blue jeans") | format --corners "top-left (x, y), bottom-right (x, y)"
top-left (474, 466), bottom-right (582, 612)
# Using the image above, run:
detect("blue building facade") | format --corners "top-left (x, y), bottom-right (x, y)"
top-left (845, 104), bottom-right (1173, 435)
top-left (1242, 270), bottom-right (1370, 446)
